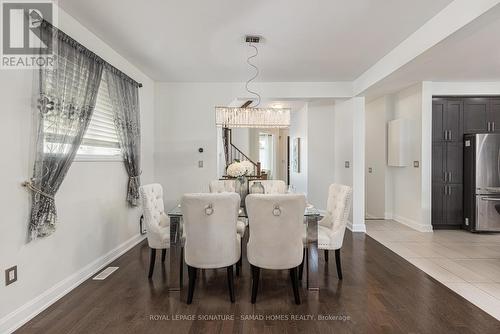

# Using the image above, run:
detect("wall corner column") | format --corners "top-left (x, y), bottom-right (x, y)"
top-left (352, 97), bottom-right (366, 232)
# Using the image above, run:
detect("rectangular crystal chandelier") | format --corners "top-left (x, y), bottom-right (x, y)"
top-left (215, 107), bottom-right (291, 128)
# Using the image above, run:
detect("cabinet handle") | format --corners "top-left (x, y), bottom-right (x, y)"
top-left (482, 197), bottom-right (500, 201)
top-left (443, 130), bottom-right (447, 141)
top-left (448, 130), bottom-right (452, 141)
top-left (493, 122), bottom-right (496, 132)
top-left (448, 172), bottom-right (452, 183)
top-left (449, 185), bottom-right (452, 196)
top-left (488, 122), bottom-right (491, 132)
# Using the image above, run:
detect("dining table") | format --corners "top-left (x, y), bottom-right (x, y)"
top-left (166, 204), bottom-right (321, 292)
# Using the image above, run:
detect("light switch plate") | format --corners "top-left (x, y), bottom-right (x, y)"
top-left (345, 161), bottom-right (350, 168)
top-left (368, 167), bottom-right (373, 173)
top-left (5, 266), bottom-right (17, 286)
top-left (198, 160), bottom-right (203, 168)
top-left (413, 161), bottom-right (419, 168)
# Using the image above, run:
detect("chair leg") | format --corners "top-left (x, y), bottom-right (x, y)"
top-left (290, 266), bottom-right (301, 305)
top-left (335, 249), bottom-right (343, 280)
top-left (148, 248), bottom-right (156, 278)
top-left (187, 265), bottom-right (197, 304)
top-left (179, 247), bottom-right (184, 286)
top-left (236, 242), bottom-right (242, 277)
top-left (161, 249), bottom-right (166, 263)
top-left (298, 248), bottom-right (305, 281)
top-left (251, 265), bottom-right (260, 304)
top-left (227, 266), bottom-right (235, 303)
top-left (324, 250), bottom-right (329, 262)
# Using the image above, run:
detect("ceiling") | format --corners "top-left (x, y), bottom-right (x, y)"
top-left (363, 4), bottom-right (500, 100)
top-left (59, 0), bottom-right (453, 82)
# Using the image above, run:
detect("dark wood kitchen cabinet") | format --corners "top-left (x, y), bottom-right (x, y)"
top-left (432, 98), bottom-right (463, 229)
top-left (432, 183), bottom-right (463, 228)
top-left (463, 98), bottom-right (488, 133)
top-left (432, 96), bottom-right (500, 229)
top-left (463, 97), bottom-right (500, 133)
top-left (489, 99), bottom-right (500, 132)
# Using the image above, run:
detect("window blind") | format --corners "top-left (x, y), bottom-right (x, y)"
top-left (79, 76), bottom-right (120, 152)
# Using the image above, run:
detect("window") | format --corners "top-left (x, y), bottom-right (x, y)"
top-left (43, 75), bottom-right (122, 159)
top-left (77, 75), bottom-right (121, 158)
top-left (259, 132), bottom-right (274, 175)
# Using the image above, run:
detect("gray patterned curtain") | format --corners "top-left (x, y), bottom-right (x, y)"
top-left (26, 22), bottom-right (103, 240)
top-left (105, 70), bottom-right (141, 206)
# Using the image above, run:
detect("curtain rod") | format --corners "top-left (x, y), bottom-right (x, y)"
top-left (35, 14), bottom-right (143, 88)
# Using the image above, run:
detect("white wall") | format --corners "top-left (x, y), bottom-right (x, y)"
top-left (333, 98), bottom-right (366, 232)
top-left (289, 104), bottom-right (308, 195)
top-left (334, 100), bottom-right (353, 189)
top-left (155, 83), bottom-right (240, 209)
top-left (386, 84), bottom-right (425, 229)
top-left (369, 83), bottom-right (432, 232)
top-left (307, 101), bottom-right (335, 210)
top-left (365, 96), bottom-right (388, 218)
top-left (0, 8), bottom-right (155, 333)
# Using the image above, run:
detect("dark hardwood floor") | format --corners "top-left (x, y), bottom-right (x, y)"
top-left (17, 232), bottom-right (500, 334)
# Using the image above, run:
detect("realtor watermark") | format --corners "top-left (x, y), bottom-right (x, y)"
top-left (1, 0), bottom-right (56, 69)
top-left (148, 313), bottom-right (351, 322)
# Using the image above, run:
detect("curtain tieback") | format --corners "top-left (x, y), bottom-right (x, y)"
top-left (22, 180), bottom-right (55, 200)
top-left (129, 171), bottom-right (142, 179)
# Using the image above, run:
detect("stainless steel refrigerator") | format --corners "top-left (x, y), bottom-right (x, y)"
top-left (464, 133), bottom-right (500, 232)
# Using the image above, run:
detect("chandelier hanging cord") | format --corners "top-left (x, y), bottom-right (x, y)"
top-left (245, 42), bottom-right (261, 107)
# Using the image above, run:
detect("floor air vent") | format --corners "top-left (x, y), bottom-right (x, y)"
top-left (93, 267), bottom-right (119, 280)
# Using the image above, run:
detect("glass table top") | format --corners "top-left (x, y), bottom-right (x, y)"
top-left (167, 204), bottom-right (320, 218)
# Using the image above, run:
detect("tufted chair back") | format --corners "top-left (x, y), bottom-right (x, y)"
top-left (139, 184), bottom-right (169, 249)
top-left (246, 194), bottom-right (306, 269)
top-left (249, 180), bottom-right (287, 194)
top-left (182, 193), bottom-right (241, 268)
top-left (325, 184), bottom-right (352, 231)
top-left (209, 180), bottom-right (237, 193)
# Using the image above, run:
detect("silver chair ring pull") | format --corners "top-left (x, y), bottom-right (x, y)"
top-left (273, 204), bottom-right (281, 216)
top-left (205, 204), bottom-right (214, 215)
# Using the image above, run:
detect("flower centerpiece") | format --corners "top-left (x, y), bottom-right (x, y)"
top-left (226, 160), bottom-right (255, 206)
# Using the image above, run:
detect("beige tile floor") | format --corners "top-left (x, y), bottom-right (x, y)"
top-left (365, 220), bottom-right (500, 321)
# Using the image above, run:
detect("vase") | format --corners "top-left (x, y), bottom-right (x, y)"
top-left (235, 176), bottom-right (248, 207)
top-left (250, 181), bottom-right (265, 194)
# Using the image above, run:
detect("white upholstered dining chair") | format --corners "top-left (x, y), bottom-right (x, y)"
top-left (245, 194), bottom-right (306, 304)
top-left (209, 179), bottom-right (247, 262)
top-left (209, 179), bottom-right (237, 193)
top-left (318, 184), bottom-right (352, 280)
top-left (249, 180), bottom-right (287, 194)
top-left (182, 193), bottom-right (241, 304)
top-left (139, 184), bottom-right (170, 279)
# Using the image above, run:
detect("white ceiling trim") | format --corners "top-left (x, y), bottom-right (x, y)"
top-left (432, 82), bottom-right (500, 95)
top-left (353, 0), bottom-right (500, 96)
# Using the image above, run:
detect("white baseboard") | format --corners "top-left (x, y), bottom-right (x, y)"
top-left (393, 214), bottom-right (433, 232)
top-left (347, 220), bottom-right (367, 233)
top-left (0, 233), bottom-right (146, 334)
top-left (365, 213), bottom-right (385, 220)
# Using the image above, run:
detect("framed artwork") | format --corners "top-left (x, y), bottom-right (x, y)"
top-left (292, 137), bottom-right (301, 173)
